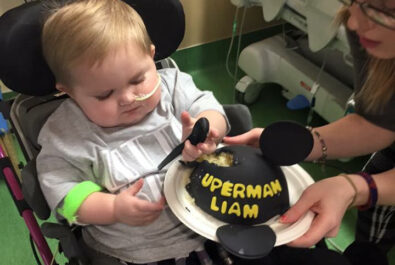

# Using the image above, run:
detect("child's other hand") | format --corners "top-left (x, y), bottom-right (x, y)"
top-left (113, 179), bottom-right (165, 226)
top-left (181, 111), bottom-right (220, 161)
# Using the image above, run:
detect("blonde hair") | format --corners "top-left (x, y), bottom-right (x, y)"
top-left (42, 0), bottom-right (152, 86)
top-left (356, 57), bottom-right (395, 113)
top-left (336, 6), bottom-right (395, 114)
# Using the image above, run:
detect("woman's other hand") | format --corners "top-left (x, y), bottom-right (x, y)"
top-left (223, 128), bottom-right (263, 148)
top-left (280, 176), bottom-right (356, 247)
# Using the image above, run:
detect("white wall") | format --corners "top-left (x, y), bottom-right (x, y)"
top-left (1, 0), bottom-right (266, 49)
top-left (179, 0), bottom-right (265, 49)
top-left (0, 0), bottom-right (24, 15)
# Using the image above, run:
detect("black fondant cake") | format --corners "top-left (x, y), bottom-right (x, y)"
top-left (185, 145), bottom-right (290, 225)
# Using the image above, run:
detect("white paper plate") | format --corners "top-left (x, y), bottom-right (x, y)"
top-left (164, 157), bottom-right (315, 246)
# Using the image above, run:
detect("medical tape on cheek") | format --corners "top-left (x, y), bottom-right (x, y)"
top-left (135, 74), bottom-right (161, 101)
top-left (57, 181), bottom-right (103, 224)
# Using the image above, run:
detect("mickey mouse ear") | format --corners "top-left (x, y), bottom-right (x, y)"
top-left (216, 224), bottom-right (276, 259)
top-left (259, 121), bottom-right (313, 166)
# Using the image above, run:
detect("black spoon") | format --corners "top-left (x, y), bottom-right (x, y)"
top-left (157, 117), bottom-right (210, 170)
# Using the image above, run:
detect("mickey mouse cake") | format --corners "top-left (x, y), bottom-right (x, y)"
top-left (185, 145), bottom-right (290, 225)
top-left (167, 121), bottom-right (314, 259)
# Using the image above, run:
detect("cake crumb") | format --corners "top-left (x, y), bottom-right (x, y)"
top-left (196, 152), bottom-right (233, 167)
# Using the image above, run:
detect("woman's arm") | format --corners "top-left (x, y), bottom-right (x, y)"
top-left (223, 113), bottom-right (394, 158)
top-left (307, 113), bottom-right (395, 161)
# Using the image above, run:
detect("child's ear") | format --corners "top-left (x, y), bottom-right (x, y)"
top-left (56, 83), bottom-right (71, 95)
top-left (150, 44), bottom-right (156, 58)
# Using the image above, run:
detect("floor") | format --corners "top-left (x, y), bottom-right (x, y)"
top-left (0, 28), bottom-right (394, 264)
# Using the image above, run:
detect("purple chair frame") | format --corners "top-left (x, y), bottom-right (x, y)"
top-left (0, 144), bottom-right (54, 265)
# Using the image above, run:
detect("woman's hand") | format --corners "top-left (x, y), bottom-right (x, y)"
top-left (280, 176), bottom-right (356, 247)
top-left (223, 128), bottom-right (264, 148)
top-left (113, 179), bottom-right (165, 226)
top-left (181, 111), bottom-right (221, 161)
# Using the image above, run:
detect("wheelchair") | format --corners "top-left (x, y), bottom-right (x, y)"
top-left (0, 1), bottom-right (253, 264)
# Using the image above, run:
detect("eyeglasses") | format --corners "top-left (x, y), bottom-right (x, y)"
top-left (134, 74), bottom-right (161, 101)
top-left (339, 0), bottom-right (395, 30)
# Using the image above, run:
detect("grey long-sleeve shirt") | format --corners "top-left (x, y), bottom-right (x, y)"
top-left (37, 68), bottom-right (229, 263)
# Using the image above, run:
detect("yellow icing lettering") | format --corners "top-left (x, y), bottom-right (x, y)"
top-left (221, 200), bottom-right (228, 214)
top-left (210, 178), bottom-right (223, 192)
top-left (209, 196), bottom-right (259, 220)
top-left (228, 202), bottom-right (241, 216)
top-left (246, 185), bottom-right (262, 199)
top-left (201, 173), bottom-right (213, 187)
top-left (263, 184), bottom-right (274, 198)
top-left (210, 196), bottom-right (219, 211)
top-left (243, 204), bottom-right (259, 219)
top-left (233, 183), bottom-right (245, 199)
top-left (221, 181), bottom-right (233, 197)
top-left (270, 179), bottom-right (282, 193)
top-left (200, 174), bottom-right (283, 221)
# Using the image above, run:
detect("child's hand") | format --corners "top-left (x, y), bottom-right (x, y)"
top-left (113, 179), bottom-right (165, 226)
top-left (181, 111), bottom-right (220, 161)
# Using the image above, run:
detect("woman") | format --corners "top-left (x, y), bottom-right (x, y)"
top-left (224, 0), bottom-right (395, 264)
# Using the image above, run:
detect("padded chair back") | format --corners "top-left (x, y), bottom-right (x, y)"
top-left (10, 93), bottom-right (67, 159)
top-left (0, 0), bottom-right (185, 96)
top-left (223, 104), bottom-right (253, 136)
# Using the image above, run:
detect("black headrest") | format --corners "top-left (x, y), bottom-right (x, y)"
top-left (0, 0), bottom-right (185, 96)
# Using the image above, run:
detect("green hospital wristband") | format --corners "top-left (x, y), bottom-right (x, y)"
top-left (57, 181), bottom-right (103, 224)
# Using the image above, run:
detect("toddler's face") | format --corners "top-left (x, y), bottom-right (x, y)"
top-left (347, 0), bottom-right (395, 59)
top-left (62, 43), bottom-right (160, 127)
